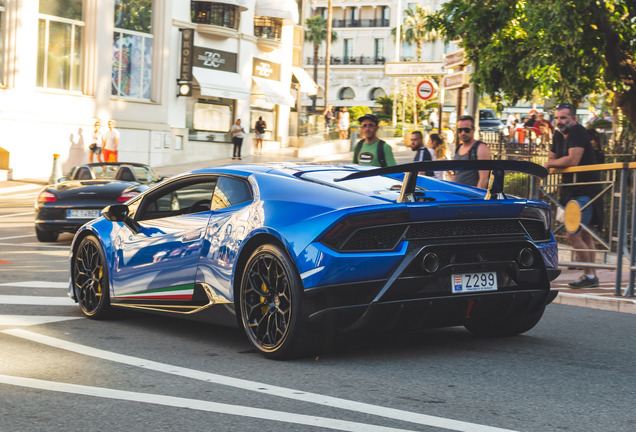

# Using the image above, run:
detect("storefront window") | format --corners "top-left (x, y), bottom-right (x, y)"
top-left (188, 98), bottom-right (233, 142)
top-left (36, 0), bottom-right (84, 91)
top-left (254, 16), bottom-right (282, 41)
top-left (112, 0), bottom-right (153, 99)
top-left (191, 2), bottom-right (238, 29)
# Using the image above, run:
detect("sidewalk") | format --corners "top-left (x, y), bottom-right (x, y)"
top-left (2, 137), bottom-right (635, 314)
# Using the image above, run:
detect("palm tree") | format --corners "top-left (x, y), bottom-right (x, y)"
top-left (392, 5), bottom-right (436, 61)
top-left (305, 15), bottom-right (338, 112)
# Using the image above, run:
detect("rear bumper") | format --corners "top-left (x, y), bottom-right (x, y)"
top-left (35, 220), bottom-right (86, 233)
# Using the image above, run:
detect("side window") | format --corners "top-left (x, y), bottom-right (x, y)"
top-left (138, 179), bottom-right (216, 221)
top-left (211, 176), bottom-right (252, 210)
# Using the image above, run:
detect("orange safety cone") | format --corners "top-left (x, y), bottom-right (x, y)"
top-left (48, 154), bottom-right (63, 184)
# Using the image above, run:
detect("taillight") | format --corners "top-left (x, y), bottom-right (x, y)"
top-left (37, 191), bottom-right (56, 203)
top-left (321, 210), bottom-right (410, 251)
top-left (118, 191), bottom-right (140, 202)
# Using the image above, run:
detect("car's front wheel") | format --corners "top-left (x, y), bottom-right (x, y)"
top-left (72, 235), bottom-right (112, 319)
top-left (35, 226), bottom-right (58, 242)
top-left (238, 244), bottom-right (310, 359)
top-left (464, 305), bottom-right (546, 337)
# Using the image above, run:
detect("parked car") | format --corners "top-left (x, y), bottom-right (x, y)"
top-left (68, 160), bottom-right (559, 359)
top-left (479, 109), bottom-right (506, 135)
top-left (35, 162), bottom-right (162, 242)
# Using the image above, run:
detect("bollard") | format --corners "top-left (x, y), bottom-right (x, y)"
top-left (48, 154), bottom-right (63, 185)
top-left (349, 128), bottom-right (358, 151)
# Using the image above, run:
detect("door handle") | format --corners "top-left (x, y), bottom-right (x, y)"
top-left (181, 232), bottom-right (202, 242)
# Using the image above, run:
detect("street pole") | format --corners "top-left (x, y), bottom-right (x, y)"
top-left (324, 0), bottom-right (333, 113)
top-left (392, 0), bottom-right (402, 128)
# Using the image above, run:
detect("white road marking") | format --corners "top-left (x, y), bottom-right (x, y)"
top-left (0, 184), bottom-right (43, 195)
top-left (0, 374), bottom-right (417, 432)
top-left (0, 235), bottom-right (36, 240)
top-left (0, 281), bottom-right (69, 289)
top-left (3, 329), bottom-right (517, 432)
top-left (0, 242), bottom-right (69, 249)
top-left (0, 295), bottom-right (75, 306)
top-left (0, 212), bottom-right (35, 219)
top-left (0, 315), bottom-right (80, 325)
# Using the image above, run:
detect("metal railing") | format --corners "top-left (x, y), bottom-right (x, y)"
top-left (479, 131), bottom-right (636, 297)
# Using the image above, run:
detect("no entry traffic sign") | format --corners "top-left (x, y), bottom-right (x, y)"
top-left (416, 80), bottom-right (437, 100)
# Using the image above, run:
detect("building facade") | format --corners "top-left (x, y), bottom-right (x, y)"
top-left (303, 0), bottom-right (446, 111)
top-left (0, 0), bottom-right (305, 180)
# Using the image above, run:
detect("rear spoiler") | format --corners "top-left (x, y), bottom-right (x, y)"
top-left (335, 160), bottom-right (549, 203)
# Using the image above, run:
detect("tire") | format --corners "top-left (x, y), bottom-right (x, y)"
top-left (465, 305), bottom-right (546, 337)
top-left (238, 244), bottom-right (310, 359)
top-left (35, 226), bottom-right (58, 242)
top-left (72, 235), bottom-right (112, 319)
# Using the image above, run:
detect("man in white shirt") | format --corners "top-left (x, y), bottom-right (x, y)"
top-left (102, 120), bottom-right (120, 162)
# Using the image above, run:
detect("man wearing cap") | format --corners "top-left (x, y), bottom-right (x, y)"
top-left (352, 114), bottom-right (396, 167)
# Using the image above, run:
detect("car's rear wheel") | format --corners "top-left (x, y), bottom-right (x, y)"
top-left (238, 244), bottom-right (309, 359)
top-left (464, 305), bottom-right (546, 337)
top-left (72, 235), bottom-right (112, 319)
top-left (35, 226), bottom-right (58, 242)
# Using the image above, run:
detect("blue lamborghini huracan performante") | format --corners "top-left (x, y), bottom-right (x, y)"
top-left (69, 160), bottom-right (560, 359)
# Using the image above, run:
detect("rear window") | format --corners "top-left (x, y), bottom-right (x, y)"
top-left (300, 170), bottom-right (422, 196)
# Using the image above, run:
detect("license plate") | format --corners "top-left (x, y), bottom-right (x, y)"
top-left (67, 209), bottom-right (101, 219)
top-left (451, 272), bottom-right (497, 294)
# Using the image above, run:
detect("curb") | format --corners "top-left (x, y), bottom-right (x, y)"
top-left (552, 291), bottom-right (636, 314)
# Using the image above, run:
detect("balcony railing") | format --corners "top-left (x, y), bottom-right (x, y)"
top-left (332, 18), bottom-right (389, 28)
top-left (306, 56), bottom-right (386, 65)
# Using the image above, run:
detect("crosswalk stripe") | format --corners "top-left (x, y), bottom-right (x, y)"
top-left (0, 295), bottom-right (75, 306)
top-left (0, 315), bottom-right (81, 325)
top-left (0, 281), bottom-right (69, 289)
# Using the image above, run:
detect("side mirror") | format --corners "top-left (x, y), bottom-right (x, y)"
top-left (102, 204), bottom-right (140, 234)
top-left (57, 176), bottom-right (70, 183)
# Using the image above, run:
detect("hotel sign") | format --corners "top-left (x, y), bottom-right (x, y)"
top-left (252, 58), bottom-right (280, 81)
top-left (193, 46), bottom-right (238, 73)
top-left (179, 28), bottom-right (194, 81)
top-left (384, 62), bottom-right (445, 76)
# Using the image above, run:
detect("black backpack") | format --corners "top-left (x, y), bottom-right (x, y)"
top-left (456, 140), bottom-right (482, 160)
top-left (354, 139), bottom-right (387, 167)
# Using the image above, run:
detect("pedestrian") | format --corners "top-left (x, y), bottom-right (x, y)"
top-left (352, 114), bottom-right (396, 167)
top-left (324, 104), bottom-right (335, 138)
top-left (409, 131), bottom-right (433, 177)
top-left (505, 112), bottom-right (518, 142)
top-left (254, 116), bottom-right (266, 155)
top-left (536, 112), bottom-right (554, 148)
top-left (337, 107), bottom-right (350, 140)
top-left (88, 120), bottom-right (103, 163)
top-left (546, 103), bottom-right (602, 288)
top-left (453, 115), bottom-right (491, 188)
top-left (102, 120), bottom-right (119, 163)
top-left (231, 119), bottom-right (246, 160)
top-left (427, 132), bottom-right (448, 179)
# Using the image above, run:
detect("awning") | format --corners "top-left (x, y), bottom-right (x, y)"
top-left (192, 67), bottom-right (251, 100)
top-left (195, 0), bottom-right (252, 12)
top-left (291, 67), bottom-right (318, 95)
top-left (252, 76), bottom-right (295, 106)
top-left (255, 0), bottom-right (298, 24)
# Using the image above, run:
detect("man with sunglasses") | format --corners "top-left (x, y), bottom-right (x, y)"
top-left (546, 103), bottom-right (602, 288)
top-left (453, 115), bottom-right (491, 188)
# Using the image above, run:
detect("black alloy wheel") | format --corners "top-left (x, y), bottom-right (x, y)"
top-left (239, 244), bottom-right (308, 359)
top-left (72, 236), bottom-right (112, 319)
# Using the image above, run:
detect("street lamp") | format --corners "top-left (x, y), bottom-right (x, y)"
top-left (177, 80), bottom-right (192, 97)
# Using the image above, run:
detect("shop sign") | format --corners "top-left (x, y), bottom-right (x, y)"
top-left (252, 58), bottom-right (280, 81)
top-left (179, 28), bottom-right (194, 81)
top-left (193, 46), bottom-right (238, 73)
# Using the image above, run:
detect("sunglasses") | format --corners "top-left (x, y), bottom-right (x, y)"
top-left (457, 127), bottom-right (473, 133)
top-left (556, 103), bottom-right (573, 109)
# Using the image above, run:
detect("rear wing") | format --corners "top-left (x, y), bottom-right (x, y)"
top-left (335, 160), bottom-right (549, 203)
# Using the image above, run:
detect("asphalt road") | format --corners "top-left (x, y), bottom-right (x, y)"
top-left (1, 177), bottom-right (635, 432)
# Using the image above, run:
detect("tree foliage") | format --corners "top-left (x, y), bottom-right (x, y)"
top-left (394, 5), bottom-right (437, 61)
top-left (305, 16), bottom-right (338, 112)
top-left (427, 0), bottom-right (636, 129)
